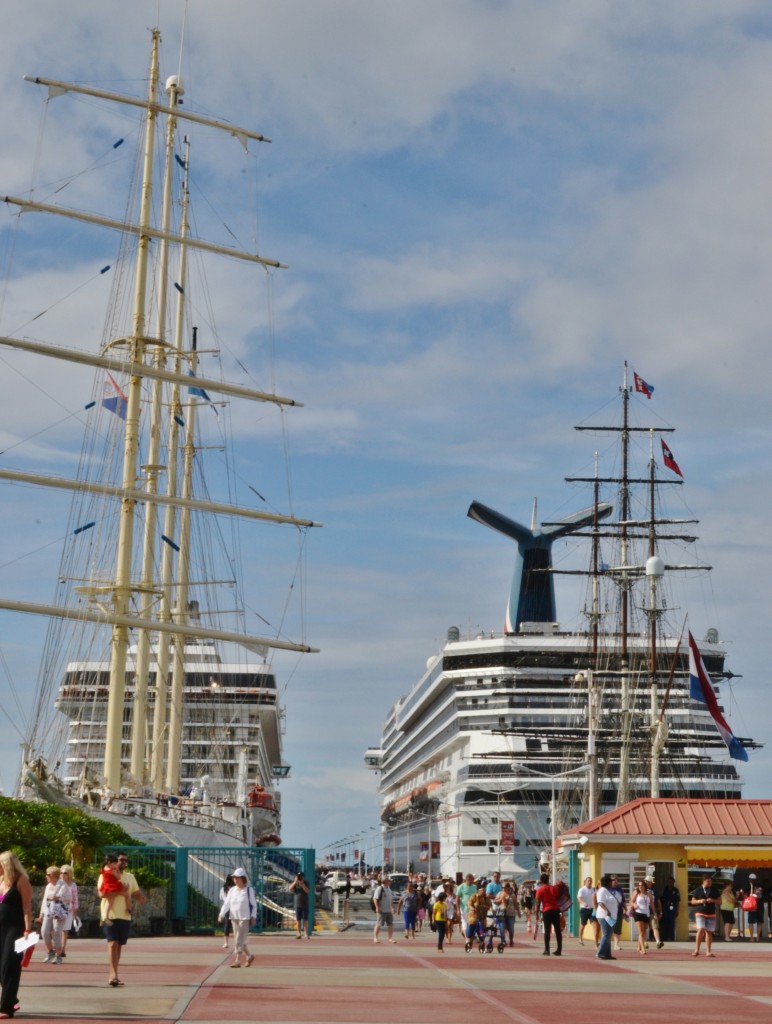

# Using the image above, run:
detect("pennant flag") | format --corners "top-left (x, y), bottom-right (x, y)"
top-left (688, 631), bottom-right (748, 761)
top-left (102, 373), bottom-right (128, 420)
top-left (661, 438), bottom-right (684, 478)
top-left (633, 371), bottom-right (654, 399)
top-left (188, 371), bottom-right (211, 402)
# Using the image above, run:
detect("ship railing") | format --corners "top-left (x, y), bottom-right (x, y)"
top-left (113, 797), bottom-right (246, 842)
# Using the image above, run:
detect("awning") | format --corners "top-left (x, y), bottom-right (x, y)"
top-left (687, 848), bottom-right (772, 868)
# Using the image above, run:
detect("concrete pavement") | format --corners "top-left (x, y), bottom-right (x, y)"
top-left (16, 928), bottom-right (772, 1023)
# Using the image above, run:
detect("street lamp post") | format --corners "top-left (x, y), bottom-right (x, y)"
top-left (511, 762), bottom-right (591, 882)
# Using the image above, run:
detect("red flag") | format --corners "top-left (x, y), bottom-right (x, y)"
top-left (633, 371), bottom-right (654, 398)
top-left (661, 438), bottom-right (683, 478)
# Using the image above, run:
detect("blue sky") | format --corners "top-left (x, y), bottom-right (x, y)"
top-left (0, 1), bottom-right (771, 856)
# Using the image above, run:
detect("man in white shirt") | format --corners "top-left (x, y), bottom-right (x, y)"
top-left (594, 874), bottom-right (618, 961)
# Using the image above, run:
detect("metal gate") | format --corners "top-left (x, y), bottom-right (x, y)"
top-left (104, 845), bottom-right (315, 935)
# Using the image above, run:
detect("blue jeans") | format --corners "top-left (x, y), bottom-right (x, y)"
top-left (597, 917), bottom-right (614, 958)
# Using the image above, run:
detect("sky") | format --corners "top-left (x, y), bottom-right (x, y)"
top-left (0, 0), bottom-right (770, 859)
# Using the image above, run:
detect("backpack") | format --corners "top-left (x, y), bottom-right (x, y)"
top-left (742, 894), bottom-right (757, 912)
top-left (554, 880), bottom-right (572, 914)
top-left (371, 885), bottom-right (383, 914)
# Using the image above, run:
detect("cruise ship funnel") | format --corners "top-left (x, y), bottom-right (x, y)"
top-left (467, 501), bottom-right (613, 631)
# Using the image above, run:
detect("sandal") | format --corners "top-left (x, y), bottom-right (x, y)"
top-left (108, 979), bottom-right (124, 987)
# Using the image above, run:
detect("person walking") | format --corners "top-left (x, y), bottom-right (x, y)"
top-left (608, 874), bottom-right (626, 951)
top-left (432, 891), bottom-right (448, 952)
top-left (644, 876), bottom-right (665, 949)
top-left (59, 865), bottom-right (78, 958)
top-left (690, 874), bottom-right (719, 958)
top-left (372, 874), bottom-right (396, 944)
top-left (218, 874), bottom-right (234, 949)
top-left (443, 882), bottom-right (457, 944)
top-left (456, 873), bottom-right (477, 933)
top-left (494, 881), bottom-right (519, 948)
top-left (0, 851), bottom-right (33, 1019)
top-left (38, 866), bottom-right (71, 965)
top-left (577, 876), bottom-right (598, 947)
top-left (594, 874), bottom-right (618, 961)
top-left (99, 851), bottom-right (145, 987)
top-left (397, 881), bottom-right (418, 940)
top-left (288, 871), bottom-right (311, 939)
top-left (466, 885), bottom-right (492, 946)
top-left (218, 868), bottom-right (256, 967)
top-left (631, 881), bottom-right (652, 955)
top-left (535, 873), bottom-right (562, 957)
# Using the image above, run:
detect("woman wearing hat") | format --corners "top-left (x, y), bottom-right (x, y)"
top-left (744, 875), bottom-right (763, 942)
top-left (218, 869), bottom-right (257, 967)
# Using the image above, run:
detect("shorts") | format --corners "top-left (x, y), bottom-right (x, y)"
top-left (694, 914), bottom-right (716, 932)
top-left (633, 912), bottom-right (650, 924)
top-left (747, 910), bottom-right (763, 925)
top-left (579, 908), bottom-right (594, 926)
top-left (295, 907), bottom-right (308, 922)
top-left (103, 919), bottom-right (131, 945)
top-left (720, 910), bottom-right (735, 925)
top-left (379, 912), bottom-right (393, 928)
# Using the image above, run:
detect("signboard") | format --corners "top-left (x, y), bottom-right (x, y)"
top-left (500, 819), bottom-right (515, 853)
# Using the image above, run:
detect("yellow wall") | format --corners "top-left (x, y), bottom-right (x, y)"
top-left (577, 842), bottom-right (691, 942)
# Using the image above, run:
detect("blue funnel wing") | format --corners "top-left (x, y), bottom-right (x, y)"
top-left (467, 501), bottom-right (612, 631)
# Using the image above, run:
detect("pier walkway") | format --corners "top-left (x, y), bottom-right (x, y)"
top-left (18, 929), bottom-right (772, 1024)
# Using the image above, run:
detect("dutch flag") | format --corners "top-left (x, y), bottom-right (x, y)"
top-left (688, 631), bottom-right (748, 762)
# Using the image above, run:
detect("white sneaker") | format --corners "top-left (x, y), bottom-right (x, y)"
top-left (43, 950), bottom-right (55, 963)
top-left (55, 954), bottom-right (63, 965)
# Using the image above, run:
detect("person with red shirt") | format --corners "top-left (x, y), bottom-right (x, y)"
top-left (535, 872), bottom-right (562, 957)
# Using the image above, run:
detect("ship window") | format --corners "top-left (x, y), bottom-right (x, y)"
top-left (472, 816), bottom-right (481, 825)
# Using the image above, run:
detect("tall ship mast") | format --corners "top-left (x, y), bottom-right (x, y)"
top-left (367, 366), bottom-right (757, 878)
top-left (0, 30), bottom-right (319, 846)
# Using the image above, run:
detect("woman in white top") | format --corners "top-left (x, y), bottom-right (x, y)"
top-left (631, 881), bottom-right (652, 955)
top-left (37, 865), bottom-right (72, 964)
top-left (218, 868), bottom-right (256, 967)
top-left (59, 864), bottom-right (78, 957)
top-left (443, 883), bottom-right (457, 945)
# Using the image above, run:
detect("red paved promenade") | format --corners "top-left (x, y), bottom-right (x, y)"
top-left (17, 929), bottom-right (772, 1023)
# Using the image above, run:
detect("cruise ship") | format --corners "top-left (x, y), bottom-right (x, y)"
top-left (366, 369), bottom-right (757, 879)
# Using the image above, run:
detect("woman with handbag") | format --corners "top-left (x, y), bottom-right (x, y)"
top-left (37, 866), bottom-right (71, 965)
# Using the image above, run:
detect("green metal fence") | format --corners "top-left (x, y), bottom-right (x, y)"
top-left (103, 845), bottom-right (315, 935)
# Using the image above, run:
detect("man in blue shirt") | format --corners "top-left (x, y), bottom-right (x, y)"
top-left (486, 871), bottom-right (503, 900)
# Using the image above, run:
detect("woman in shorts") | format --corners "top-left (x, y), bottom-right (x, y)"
top-left (631, 881), bottom-right (652, 955)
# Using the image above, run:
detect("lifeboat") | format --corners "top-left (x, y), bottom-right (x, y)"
top-left (246, 785), bottom-right (276, 811)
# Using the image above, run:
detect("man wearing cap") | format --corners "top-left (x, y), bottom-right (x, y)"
top-left (690, 873), bottom-right (719, 957)
top-left (373, 874), bottom-right (396, 944)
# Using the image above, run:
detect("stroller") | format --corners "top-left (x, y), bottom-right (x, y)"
top-left (464, 916), bottom-right (506, 954)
